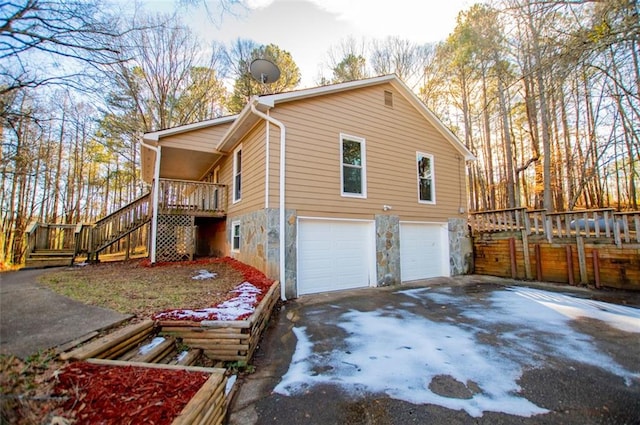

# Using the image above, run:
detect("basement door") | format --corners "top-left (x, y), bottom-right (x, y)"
top-left (297, 218), bottom-right (375, 295)
top-left (400, 222), bottom-right (449, 282)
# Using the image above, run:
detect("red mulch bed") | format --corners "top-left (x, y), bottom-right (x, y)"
top-left (54, 362), bottom-right (210, 425)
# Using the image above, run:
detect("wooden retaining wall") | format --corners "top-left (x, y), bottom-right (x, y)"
top-left (56, 281), bottom-right (281, 424)
top-left (474, 232), bottom-right (640, 291)
top-left (158, 281), bottom-right (280, 364)
top-left (59, 322), bottom-right (229, 425)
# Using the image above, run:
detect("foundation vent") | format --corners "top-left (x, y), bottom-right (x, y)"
top-left (384, 90), bottom-right (393, 107)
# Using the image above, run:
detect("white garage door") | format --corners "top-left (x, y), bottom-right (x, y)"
top-left (297, 219), bottom-right (374, 295)
top-left (400, 222), bottom-right (449, 282)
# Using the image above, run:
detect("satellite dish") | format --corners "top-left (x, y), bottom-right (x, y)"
top-left (249, 59), bottom-right (281, 84)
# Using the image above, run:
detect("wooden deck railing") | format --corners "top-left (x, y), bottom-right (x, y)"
top-left (24, 179), bottom-right (228, 265)
top-left (469, 208), bottom-right (529, 234)
top-left (89, 192), bottom-right (152, 256)
top-left (26, 223), bottom-right (77, 252)
top-left (471, 207), bottom-right (639, 246)
top-left (544, 208), bottom-right (616, 242)
top-left (157, 178), bottom-right (227, 216)
top-left (614, 211), bottom-right (640, 245)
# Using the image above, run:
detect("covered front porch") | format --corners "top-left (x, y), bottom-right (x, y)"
top-left (153, 179), bottom-right (228, 262)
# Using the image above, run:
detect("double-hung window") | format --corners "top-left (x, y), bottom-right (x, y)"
top-left (233, 145), bottom-right (242, 203)
top-left (340, 134), bottom-right (367, 198)
top-left (417, 152), bottom-right (435, 203)
top-left (231, 221), bottom-right (241, 252)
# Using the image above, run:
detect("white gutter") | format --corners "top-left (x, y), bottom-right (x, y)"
top-left (250, 102), bottom-right (287, 301)
top-left (140, 140), bottom-right (161, 264)
top-left (264, 118), bottom-right (270, 208)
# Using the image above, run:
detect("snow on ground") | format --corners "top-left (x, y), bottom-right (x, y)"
top-left (138, 336), bottom-right (166, 355)
top-left (225, 374), bottom-right (238, 396)
top-left (274, 286), bottom-right (640, 418)
top-left (154, 282), bottom-right (261, 321)
top-left (192, 270), bottom-right (218, 280)
top-left (510, 286), bottom-right (640, 333)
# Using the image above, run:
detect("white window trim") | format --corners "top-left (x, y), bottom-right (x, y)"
top-left (232, 144), bottom-right (242, 203)
top-left (231, 220), bottom-right (241, 252)
top-left (417, 151), bottom-right (436, 204)
top-left (340, 133), bottom-right (367, 198)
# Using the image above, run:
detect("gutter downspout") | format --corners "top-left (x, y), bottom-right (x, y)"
top-left (250, 103), bottom-right (287, 301)
top-left (140, 140), bottom-right (161, 264)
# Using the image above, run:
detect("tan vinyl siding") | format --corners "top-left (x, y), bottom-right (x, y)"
top-left (268, 83), bottom-right (466, 221)
top-left (224, 122), bottom-right (267, 217)
top-left (160, 122), bottom-right (233, 152)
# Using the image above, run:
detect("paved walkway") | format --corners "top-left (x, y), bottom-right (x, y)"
top-left (0, 268), bottom-right (131, 359)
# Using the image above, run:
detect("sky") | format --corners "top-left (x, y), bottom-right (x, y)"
top-left (275, 286), bottom-right (640, 418)
top-left (145, 0), bottom-right (475, 87)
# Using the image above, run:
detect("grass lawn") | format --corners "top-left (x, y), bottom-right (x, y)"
top-left (37, 258), bottom-right (244, 319)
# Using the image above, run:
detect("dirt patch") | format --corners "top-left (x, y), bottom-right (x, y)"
top-left (427, 374), bottom-right (481, 399)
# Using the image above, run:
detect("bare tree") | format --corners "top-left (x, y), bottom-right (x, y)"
top-left (103, 13), bottom-right (227, 132)
top-left (369, 36), bottom-right (434, 89)
top-left (0, 0), bottom-right (129, 98)
top-left (319, 36), bottom-right (369, 85)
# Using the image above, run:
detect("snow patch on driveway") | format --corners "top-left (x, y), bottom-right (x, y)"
top-left (274, 286), bottom-right (640, 418)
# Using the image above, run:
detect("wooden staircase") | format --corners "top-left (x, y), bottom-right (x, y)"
top-left (24, 193), bottom-right (151, 268)
top-left (25, 248), bottom-right (77, 269)
top-left (24, 223), bottom-right (81, 268)
top-left (87, 193), bottom-right (151, 262)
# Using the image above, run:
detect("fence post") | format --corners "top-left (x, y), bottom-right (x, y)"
top-left (576, 237), bottom-right (588, 284)
top-left (521, 230), bottom-right (532, 280)
top-left (544, 215), bottom-right (552, 243)
top-left (566, 245), bottom-right (574, 285)
top-left (593, 251), bottom-right (600, 288)
top-left (535, 244), bottom-right (542, 281)
top-left (509, 237), bottom-right (517, 279)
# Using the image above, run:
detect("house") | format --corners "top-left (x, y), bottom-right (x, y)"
top-left (140, 74), bottom-right (475, 299)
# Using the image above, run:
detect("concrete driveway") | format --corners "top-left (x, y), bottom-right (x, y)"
top-left (228, 276), bottom-right (640, 425)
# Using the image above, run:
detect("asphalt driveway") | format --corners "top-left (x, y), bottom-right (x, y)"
top-left (228, 276), bottom-right (640, 425)
top-left (0, 268), bottom-right (131, 359)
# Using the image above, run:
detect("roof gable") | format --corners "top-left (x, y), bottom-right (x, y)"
top-left (219, 75), bottom-right (475, 160)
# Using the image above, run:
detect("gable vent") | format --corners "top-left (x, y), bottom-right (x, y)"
top-left (384, 90), bottom-right (393, 107)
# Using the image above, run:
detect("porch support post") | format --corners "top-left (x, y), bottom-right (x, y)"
top-left (140, 139), bottom-right (161, 264)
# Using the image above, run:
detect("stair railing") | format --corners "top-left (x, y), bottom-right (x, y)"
top-left (90, 192), bottom-right (151, 259)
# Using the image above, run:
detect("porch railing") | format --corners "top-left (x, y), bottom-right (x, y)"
top-left (157, 178), bottom-right (227, 216)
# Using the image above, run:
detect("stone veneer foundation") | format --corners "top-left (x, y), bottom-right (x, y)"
top-left (228, 209), bottom-right (473, 298)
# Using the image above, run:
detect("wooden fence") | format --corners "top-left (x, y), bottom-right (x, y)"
top-left (471, 208), bottom-right (640, 291)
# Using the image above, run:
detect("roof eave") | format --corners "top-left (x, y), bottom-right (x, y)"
top-left (259, 74), bottom-right (396, 107)
top-left (216, 97), bottom-right (272, 153)
top-left (142, 115), bottom-right (238, 142)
